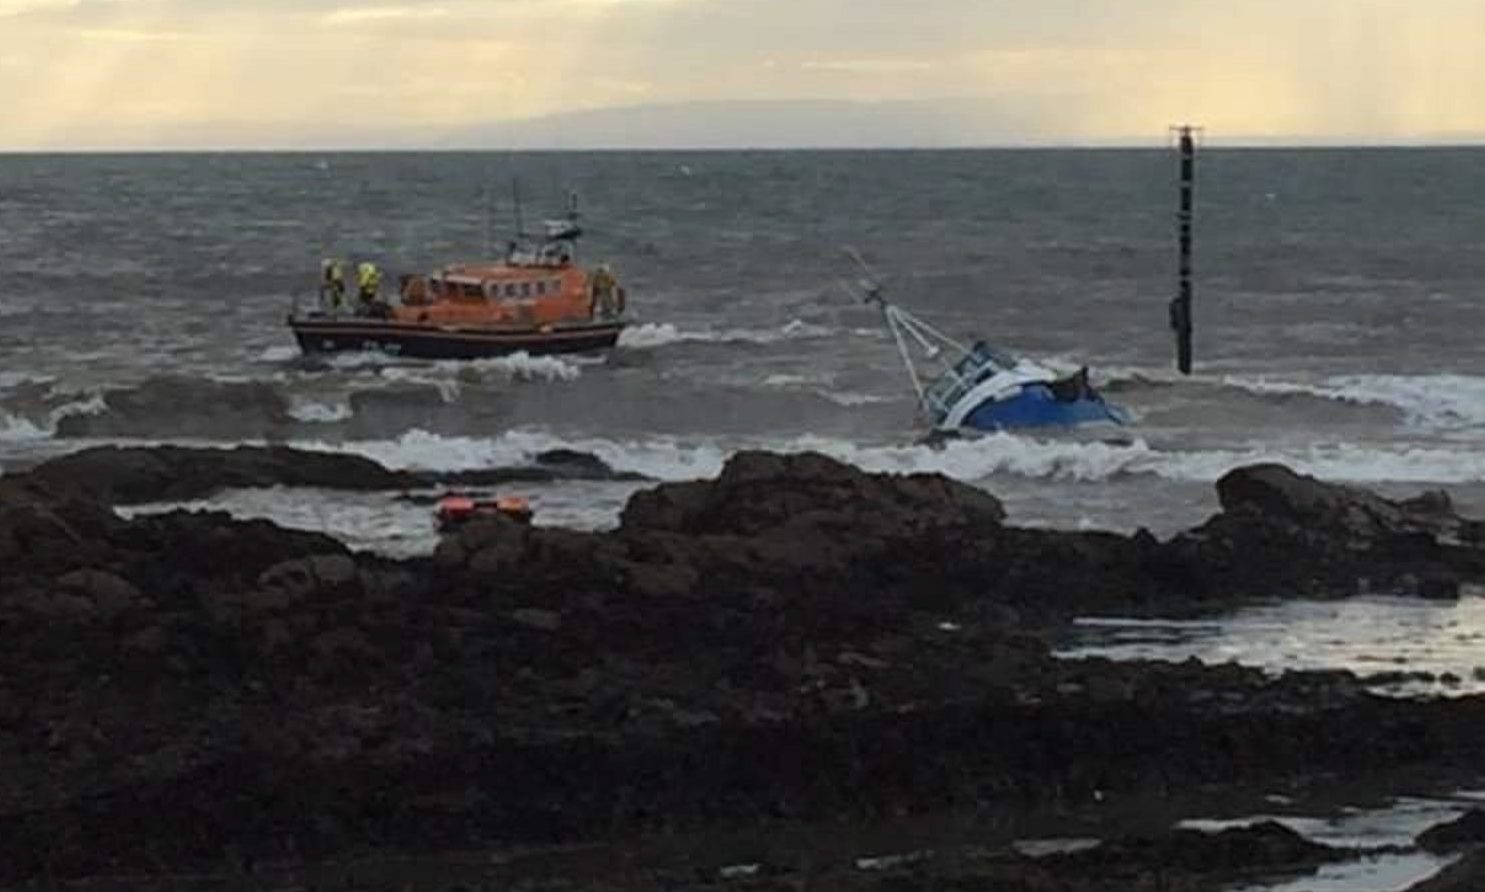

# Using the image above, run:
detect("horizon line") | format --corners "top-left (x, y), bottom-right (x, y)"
top-left (5, 139), bottom-right (1485, 154)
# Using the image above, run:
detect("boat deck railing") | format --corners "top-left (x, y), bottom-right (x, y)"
top-left (920, 343), bottom-right (1015, 422)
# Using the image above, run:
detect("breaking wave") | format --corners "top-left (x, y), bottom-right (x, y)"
top-left (619, 319), bottom-right (837, 349)
top-left (1102, 367), bottom-right (1485, 433)
top-left (297, 427), bottom-right (1485, 487)
top-left (287, 399), bottom-right (354, 424)
top-left (371, 353), bottom-right (582, 403)
top-left (0, 396), bottom-right (108, 441)
top-left (0, 411), bottom-right (49, 443)
top-left (1229, 374), bottom-right (1485, 432)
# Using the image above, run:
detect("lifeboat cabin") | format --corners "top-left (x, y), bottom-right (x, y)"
top-left (287, 218), bottom-right (627, 360)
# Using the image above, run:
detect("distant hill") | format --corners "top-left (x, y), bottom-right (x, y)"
top-left (430, 98), bottom-right (1104, 150)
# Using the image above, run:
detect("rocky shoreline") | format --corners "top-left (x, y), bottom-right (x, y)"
top-left (4, 445), bottom-right (1485, 889)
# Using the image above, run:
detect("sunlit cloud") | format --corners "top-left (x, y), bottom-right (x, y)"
top-left (1, 0), bottom-right (1482, 148)
top-left (800, 58), bottom-right (939, 74)
top-left (322, 5), bottom-right (450, 24)
top-left (0, 0), bottom-right (72, 15)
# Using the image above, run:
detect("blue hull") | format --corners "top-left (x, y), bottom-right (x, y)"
top-left (959, 384), bottom-right (1128, 432)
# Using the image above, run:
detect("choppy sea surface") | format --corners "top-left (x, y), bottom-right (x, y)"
top-left (6, 148), bottom-right (1485, 689)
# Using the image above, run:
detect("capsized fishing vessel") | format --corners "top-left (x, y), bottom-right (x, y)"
top-left (287, 201), bottom-right (627, 360)
top-left (848, 251), bottom-right (1129, 435)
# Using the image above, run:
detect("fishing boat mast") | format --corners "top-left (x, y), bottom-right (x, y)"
top-left (843, 247), bottom-right (969, 408)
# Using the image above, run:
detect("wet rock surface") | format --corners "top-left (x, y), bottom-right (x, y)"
top-left (15, 443), bottom-right (642, 504)
top-left (4, 449), bottom-right (1485, 886)
top-left (1180, 463), bottom-right (1485, 602)
top-left (1418, 807), bottom-right (1485, 853)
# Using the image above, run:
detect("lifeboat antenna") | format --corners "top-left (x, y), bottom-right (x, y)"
top-left (482, 170), bottom-right (495, 259)
top-left (511, 177), bottom-right (527, 240)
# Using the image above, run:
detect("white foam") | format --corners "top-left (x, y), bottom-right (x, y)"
top-left (326, 351), bottom-right (406, 370)
top-left (254, 345), bottom-right (300, 363)
top-left (619, 319), bottom-right (835, 350)
top-left (0, 411), bottom-right (50, 442)
top-left (1323, 374), bottom-right (1485, 431)
top-left (763, 372), bottom-right (832, 388)
top-left (303, 428), bottom-right (1485, 487)
top-left (0, 395), bottom-right (109, 441)
top-left (376, 367), bottom-right (462, 402)
top-left (0, 372), bottom-right (55, 391)
top-left (816, 390), bottom-right (893, 407)
top-left (287, 400), bottom-right (354, 423)
top-left (368, 352), bottom-right (581, 403)
top-left (48, 395), bottom-right (108, 427)
top-left (311, 428), bottom-right (729, 481)
top-left (451, 353), bottom-right (582, 383)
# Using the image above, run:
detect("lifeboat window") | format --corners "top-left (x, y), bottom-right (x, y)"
top-left (504, 284), bottom-right (517, 298)
top-left (429, 279), bottom-right (445, 297)
top-left (461, 282), bottom-right (483, 299)
top-left (521, 282), bottom-right (532, 297)
top-left (535, 281), bottom-right (546, 295)
top-left (550, 279), bottom-right (562, 293)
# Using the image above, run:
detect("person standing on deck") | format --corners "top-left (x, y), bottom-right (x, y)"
top-left (320, 259), bottom-right (346, 312)
top-left (356, 261), bottom-right (382, 312)
top-left (591, 264), bottom-right (618, 317)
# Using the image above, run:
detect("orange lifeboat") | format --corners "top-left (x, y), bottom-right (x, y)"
top-left (287, 203), bottom-right (628, 360)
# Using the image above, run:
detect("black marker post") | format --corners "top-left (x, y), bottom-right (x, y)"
top-left (1170, 125), bottom-right (1198, 375)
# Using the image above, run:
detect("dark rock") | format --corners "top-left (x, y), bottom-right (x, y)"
top-left (534, 448), bottom-right (625, 476)
top-left (1168, 463), bottom-right (1485, 603)
top-left (9, 450), bottom-right (1485, 886)
top-left (1418, 808), bottom-right (1485, 853)
top-left (259, 554), bottom-right (362, 601)
top-left (1064, 820), bottom-right (1335, 873)
top-left (1418, 571), bottom-right (1462, 600)
top-left (1216, 464), bottom-right (1470, 544)
top-left (22, 444), bottom-right (415, 503)
top-left (510, 608), bottom-right (562, 631)
top-left (621, 450), bottom-right (1006, 535)
top-left (15, 444), bottom-right (647, 506)
top-left (54, 568), bottom-right (145, 618)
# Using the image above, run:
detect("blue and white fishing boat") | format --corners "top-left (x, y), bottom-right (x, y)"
top-left (847, 251), bottom-right (1129, 435)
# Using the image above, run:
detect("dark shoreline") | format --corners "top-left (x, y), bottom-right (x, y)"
top-left (5, 445), bottom-right (1485, 889)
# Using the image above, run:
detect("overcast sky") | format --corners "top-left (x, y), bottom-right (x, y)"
top-left (2, 0), bottom-right (1482, 149)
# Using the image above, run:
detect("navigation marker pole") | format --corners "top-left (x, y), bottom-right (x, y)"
top-left (1170, 124), bottom-right (1200, 375)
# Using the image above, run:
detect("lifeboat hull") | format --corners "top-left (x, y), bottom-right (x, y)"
top-left (287, 315), bottom-right (624, 359)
